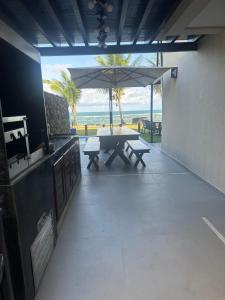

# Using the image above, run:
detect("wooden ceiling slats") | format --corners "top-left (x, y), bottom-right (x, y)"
top-left (0, 0), bottom-right (199, 54)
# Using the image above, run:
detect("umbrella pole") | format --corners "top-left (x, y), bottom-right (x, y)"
top-left (109, 88), bottom-right (113, 128)
top-left (150, 84), bottom-right (153, 143)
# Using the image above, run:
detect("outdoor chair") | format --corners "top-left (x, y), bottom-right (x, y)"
top-left (142, 120), bottom-right (151, 133)
top-left (153, 122), bottom-right (162, 136)
top-left (142, 120), bottom-right (162, 136)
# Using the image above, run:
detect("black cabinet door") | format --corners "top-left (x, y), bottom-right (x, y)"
top-left (0, 212), bottom-right (14, 300)
top-left (63, 148), bottom-right (72, 202)
top-left (53, 139), bottom-right (81, 222)
top-left (53, 156), bottom-right (66, 220)
top-left (70, 144), bottom-right (77, 187)
top-left (75, 141), bottom-right (81, 176)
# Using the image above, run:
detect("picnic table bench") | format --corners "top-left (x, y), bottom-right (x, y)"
top-left (83, 137), bottom-right (100, 169)
top-left (87, 137), bottom-right (100, 143)
top-left (126, 140), bottom-right (150, 167)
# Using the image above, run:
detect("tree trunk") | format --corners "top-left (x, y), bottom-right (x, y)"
top-left (117, 98), bottom-right (124, 124)
top-left (71, 104), bottom-right (77, 127)
top-left (113, 89), bottom-right (124, 124)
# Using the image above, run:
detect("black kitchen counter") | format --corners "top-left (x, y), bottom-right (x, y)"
top-left (10, 135), bottom-right (79, 184)
top-left (49, 135), bottom-right (79, 161)
top-left (50, 135), bottom-right (78, 153)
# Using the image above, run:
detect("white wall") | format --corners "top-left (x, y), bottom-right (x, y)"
top-left (162, 34), bottom-right (225, 193)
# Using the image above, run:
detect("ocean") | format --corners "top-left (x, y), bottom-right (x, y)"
top-left (76, 110), bottom-right (162, 125)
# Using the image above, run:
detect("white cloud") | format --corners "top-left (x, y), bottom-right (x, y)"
top-left (41, 63), bottom-right (72, 80)
top-left (78, 87), bottom-right (162, 110)
top-left (79, 89), bottom-right (108, 106)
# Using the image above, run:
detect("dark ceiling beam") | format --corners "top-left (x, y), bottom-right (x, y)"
top-left (19, 0), bottom-right (57, 47)
top-left (148, 0), bottom-right (184, 43)
top-left (132, 0), bottom-right (155, 45)
top-left (117, 0), bottom-right (129, 45)
top-left (38, 41), bottom-right (198, 56)
top-left (41, 0), bottom-right (73, 47)
top-left (70, 0), bottom-right (88, 46)
top-left (149, 23), bottom-right (165, 44)
top-left (0, 1), bottom-right (34, 44)
top-left (195, 35), bottom-right (204, 43)
top-left (171, 35), bottom-right (179, 43)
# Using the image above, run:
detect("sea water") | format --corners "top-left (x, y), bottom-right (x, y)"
top-left (76, 110), bottom-right (162, 125)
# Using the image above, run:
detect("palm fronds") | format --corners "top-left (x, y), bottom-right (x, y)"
top-left (43, 70), bottom-right (81, 126)
top-left (96, 54), bottom-right (142, 123)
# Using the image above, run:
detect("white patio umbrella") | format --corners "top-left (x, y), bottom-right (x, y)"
top-left (68, 66), bottom-right (171, 128)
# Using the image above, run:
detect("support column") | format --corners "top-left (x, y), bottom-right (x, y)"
top-left (150, 84), bottom-right (154, 143)
top-left (109, 88), bottom-right (113, 127)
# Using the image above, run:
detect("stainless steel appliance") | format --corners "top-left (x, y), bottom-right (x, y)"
top-left (3, 115), bottom-right (44, 179)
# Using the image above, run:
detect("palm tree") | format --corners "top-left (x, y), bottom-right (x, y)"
top-left (96, 54), bottom-right (142, 124)
top-left (43, 70), bottom-right (81, 127)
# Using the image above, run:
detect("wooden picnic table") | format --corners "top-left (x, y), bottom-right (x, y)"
top-left (97, 126), bottom-right (140, 166)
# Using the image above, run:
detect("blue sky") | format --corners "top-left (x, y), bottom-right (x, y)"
top-left (41, 53), bottom-right (162, 112)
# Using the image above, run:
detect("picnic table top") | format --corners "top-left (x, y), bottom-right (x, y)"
top-left (97, 126), bottom-right (140, 137)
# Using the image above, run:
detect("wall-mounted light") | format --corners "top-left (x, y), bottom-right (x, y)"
top-left (171, 67), bottom-right (178, 78)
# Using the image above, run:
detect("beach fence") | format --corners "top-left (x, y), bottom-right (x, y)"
top-left (75, 122), bottom-right (163, 137)
top-left (75, 123), bottom-right (141, 136)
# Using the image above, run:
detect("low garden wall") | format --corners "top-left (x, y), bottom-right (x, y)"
top-left (44, 92), bottom-right (70, 135)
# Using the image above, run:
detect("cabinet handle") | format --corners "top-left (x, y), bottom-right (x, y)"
top-left (0, 254), bottom-right (4, 284)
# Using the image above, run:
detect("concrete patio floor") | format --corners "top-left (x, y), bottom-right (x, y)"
top-left (35, 140), bottom-right (225, 300)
